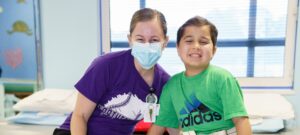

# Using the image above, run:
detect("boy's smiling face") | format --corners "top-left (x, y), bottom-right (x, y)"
top-left (177, 25), bottom-right (216, 73)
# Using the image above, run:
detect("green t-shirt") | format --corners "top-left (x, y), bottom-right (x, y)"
top-left (155, 65), bottom-right (248, 134)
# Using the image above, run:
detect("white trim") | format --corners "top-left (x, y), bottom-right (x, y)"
top-left (0, 84), bottom-right (5, 120)
top-left (96, 0), bottom-right (101, 55)
top-left (243, 89), bottom-right (295, 95)
top-left (294, 0), bottom-right (300, 91)
top-left (100, 0), bottom-right (111, 54)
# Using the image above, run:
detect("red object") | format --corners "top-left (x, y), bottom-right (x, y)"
top-left (134, 120), bottom-right (152, 132)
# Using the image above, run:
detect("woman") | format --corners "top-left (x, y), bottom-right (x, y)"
top-left (53, 8), bottom-right (170, 135)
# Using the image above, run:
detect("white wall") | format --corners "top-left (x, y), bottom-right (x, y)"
top-left (40, 0), bottom-right (99, 89)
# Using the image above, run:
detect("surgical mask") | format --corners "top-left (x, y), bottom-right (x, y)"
top-left (131, 42), bottom-right (162, 70)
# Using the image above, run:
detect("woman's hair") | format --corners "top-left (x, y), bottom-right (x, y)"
top-left (129, 8), bottom-right (167, 37)
top-left (176, 16), bottom-right (218, 46)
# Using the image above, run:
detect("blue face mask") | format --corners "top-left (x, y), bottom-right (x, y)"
top-left (131, 42), bottom-right (162, 70)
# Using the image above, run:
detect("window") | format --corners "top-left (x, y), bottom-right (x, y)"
top-left (100, 0), bottom-right (298, 91)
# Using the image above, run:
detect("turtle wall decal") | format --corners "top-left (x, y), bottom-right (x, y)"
top-left (7, 20), bottom-right (32, 36)
top-left (17, 0), bottom-right (26, 4)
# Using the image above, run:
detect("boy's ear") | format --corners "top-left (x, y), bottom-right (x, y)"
top-left (176, 44), bottom-right (180, 56)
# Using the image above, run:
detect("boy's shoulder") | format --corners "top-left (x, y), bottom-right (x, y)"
top-left (164, 72), bottom-right (183, 86)
top-left (161, 72), bottom-right (184, 94)
top-left (208, 65), bottom-right (234, 78)
top-left (170, 72), bottom-right (183, 80)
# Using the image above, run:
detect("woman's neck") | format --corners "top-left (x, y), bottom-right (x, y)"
top-left (134, 59), bottom-right (155, 86)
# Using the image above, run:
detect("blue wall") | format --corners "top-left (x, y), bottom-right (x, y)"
top-left (0, 0), bottom-right (37, 81)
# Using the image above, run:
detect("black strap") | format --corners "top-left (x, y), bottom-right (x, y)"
top-left (149, 87), bottom-right (155, 94)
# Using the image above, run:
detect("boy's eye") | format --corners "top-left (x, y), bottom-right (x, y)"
top-left (185, 40), bottom-right (193, 43)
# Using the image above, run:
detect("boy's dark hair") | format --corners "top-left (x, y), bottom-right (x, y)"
top-left (129, 8), bottom-right (167, 37)
top-left (176, 16), bottom-right (218, 46)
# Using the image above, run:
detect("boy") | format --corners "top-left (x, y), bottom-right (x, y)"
top-left (147, 16), bottom-right (252, 135)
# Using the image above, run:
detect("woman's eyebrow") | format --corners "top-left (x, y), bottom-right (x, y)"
top-left (152, 35), bottom-right (161, 38)
top-left (134, 35), bottom-right (143, 38)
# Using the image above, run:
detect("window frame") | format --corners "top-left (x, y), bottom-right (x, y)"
top-left (99, 0), bottom-right (298, 91)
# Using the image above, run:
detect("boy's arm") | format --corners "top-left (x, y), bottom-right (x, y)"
top-left (166, 127), bottom-right (181, 135)
top-left (232, 116), bottom-right (252, 135)
top-left (147, 125), bottom-right (180, 135)
top-left (147, 124), bottom-right (165, 135)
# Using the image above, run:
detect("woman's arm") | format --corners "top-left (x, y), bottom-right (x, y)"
top-left (232, 116), bottom-right (252, 135)
top-left (71, 92), bottom-right (96, 135)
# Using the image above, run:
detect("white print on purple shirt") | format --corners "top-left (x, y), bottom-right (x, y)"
top-left (96, 92), bottom-right (146, 120)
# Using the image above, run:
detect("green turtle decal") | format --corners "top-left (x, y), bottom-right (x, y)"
top-left (7, 20), bottom-right (32, 36)
top-left (17, 0), bottom-right (26, 4)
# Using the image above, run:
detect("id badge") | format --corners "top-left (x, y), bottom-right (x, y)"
top-left (143, 103), bottom-right (160, 123)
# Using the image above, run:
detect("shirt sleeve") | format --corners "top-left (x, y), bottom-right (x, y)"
top-left (74, 56), bottom-right (110, 103)
top-left (155, 82), bottom-right (179, 128)
top-left (219, 76), bottom-right (248, 120)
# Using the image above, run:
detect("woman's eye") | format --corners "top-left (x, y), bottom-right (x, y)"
top-left (151, 39), bottom-right (160, 43)
top-left (136, 39), bottom-right (144, 42)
